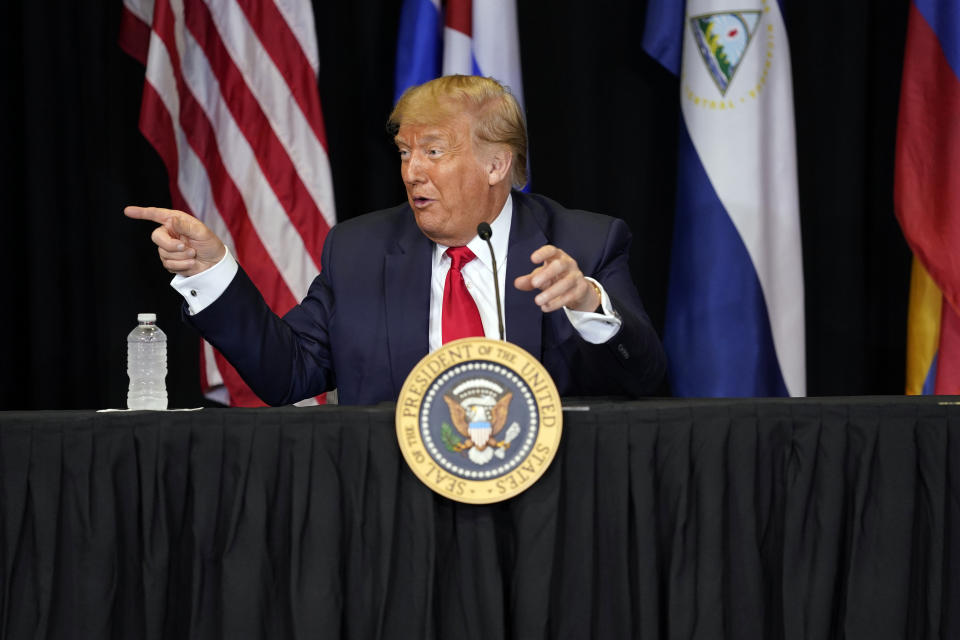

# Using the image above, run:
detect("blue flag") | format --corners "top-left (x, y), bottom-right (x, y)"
top-left (394, 0), bottom-right (525, 113)
top-left (643, 0), bottom-right (806, 397)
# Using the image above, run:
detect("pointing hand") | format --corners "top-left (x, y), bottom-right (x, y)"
top-left (124, 206), bottom-right (226, 277)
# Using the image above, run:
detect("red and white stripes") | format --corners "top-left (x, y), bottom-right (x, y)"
top-left (120, 0), bottom-right (335, 406)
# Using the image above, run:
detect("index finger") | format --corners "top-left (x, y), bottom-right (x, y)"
top-left (124, 205), bottom-right (180, 224)
top-left (530, 244), bottom-right (561, 264)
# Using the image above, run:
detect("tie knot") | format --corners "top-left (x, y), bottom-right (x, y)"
top-left (446, 246), bottom-right (477, 271)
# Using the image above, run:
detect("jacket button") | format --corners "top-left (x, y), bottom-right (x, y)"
top-left (617, 344), bottom-right (629, 359)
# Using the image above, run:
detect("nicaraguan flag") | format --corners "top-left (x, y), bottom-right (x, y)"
top-left (896, 0), bottom-right (960, 395)
top-left (643, 0), bottom-right (806, 397)
top-left (394, 0), bottom-right (525, 112)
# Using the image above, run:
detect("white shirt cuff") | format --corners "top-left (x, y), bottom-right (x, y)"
top-left (563, 277), bottom-right (622, 344)
top-left (170, 247), bottom-right (238, 315)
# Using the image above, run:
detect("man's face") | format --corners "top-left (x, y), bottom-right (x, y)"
top-left (395, 114), bottom-right (499, 246)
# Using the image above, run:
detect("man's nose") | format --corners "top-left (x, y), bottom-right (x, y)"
top-left (403, 153), bottom-right (425, 184)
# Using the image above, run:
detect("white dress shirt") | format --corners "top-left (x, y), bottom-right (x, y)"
top-left (425, 195), bottom-right (621, 350)
top-left (171, 194), bottom-right (622, 351)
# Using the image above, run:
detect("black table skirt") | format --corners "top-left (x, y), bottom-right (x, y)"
top-left (1, 397), bottom-right (958, 639)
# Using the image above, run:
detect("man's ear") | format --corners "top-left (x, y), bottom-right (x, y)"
top-left (486, 147), bottom-right (513, 186)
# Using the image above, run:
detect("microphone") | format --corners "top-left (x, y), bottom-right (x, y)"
top-left (477, 222), bottom-right (505, 341)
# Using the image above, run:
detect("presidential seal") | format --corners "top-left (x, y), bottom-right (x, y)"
top-left (395, 337), bottom-right (563, 504)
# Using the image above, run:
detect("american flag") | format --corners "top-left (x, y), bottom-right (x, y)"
top-left (119, 0), bottom-right (336, 406)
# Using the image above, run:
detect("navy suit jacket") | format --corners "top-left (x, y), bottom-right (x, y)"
top-left (188, 191), bottom-right (665, 405)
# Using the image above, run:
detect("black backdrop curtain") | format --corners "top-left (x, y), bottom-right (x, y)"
top-left (0, 0), bottom-right (912, 410)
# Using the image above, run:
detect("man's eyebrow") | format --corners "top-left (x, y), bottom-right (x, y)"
top-left (395, 133), bottom-right (446, 147)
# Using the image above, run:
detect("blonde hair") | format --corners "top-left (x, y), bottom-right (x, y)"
top-left (388, 75), bottom-right (528, 189)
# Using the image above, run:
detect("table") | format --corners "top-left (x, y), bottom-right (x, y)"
top-left (1, 397), bottom-right (958, 639)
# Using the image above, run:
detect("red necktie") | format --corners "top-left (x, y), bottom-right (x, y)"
top-left (442, 246), bottom-right (485, 343)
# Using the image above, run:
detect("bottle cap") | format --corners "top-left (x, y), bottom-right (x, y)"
top-left (137, 313), bottom-right (157, 323)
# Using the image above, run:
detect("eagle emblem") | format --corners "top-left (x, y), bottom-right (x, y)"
top-left (396, 337), bottom-right (563, 504)
top-left (441, 379), bottom-right (521, 465)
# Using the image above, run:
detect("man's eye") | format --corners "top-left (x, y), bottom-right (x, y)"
top-left (428, 148), bottom-right (442, 157)
top-left (398, 149), bottom-right (409, 159)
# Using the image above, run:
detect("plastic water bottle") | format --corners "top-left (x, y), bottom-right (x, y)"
top-left (127, 313), bottom-right (168, 410)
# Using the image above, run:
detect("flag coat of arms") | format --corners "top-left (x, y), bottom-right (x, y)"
top-left (119, 0), bottom-right (336, 406)
top-left (643, 0), bottom-right (805, 397)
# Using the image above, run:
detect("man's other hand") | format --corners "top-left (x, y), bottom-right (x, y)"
top-left (514, 245), bottom-right (601, 313)
top-left (124, 206), bottom-right (226, 277)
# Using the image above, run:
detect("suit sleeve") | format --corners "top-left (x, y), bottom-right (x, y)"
top-left (184, 227), bottom-right (340, 406)
top-left (565, 217), bottom-right (667, 397)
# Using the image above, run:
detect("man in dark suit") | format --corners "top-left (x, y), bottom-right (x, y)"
top-left (126, 75), bottom-right (665, 405)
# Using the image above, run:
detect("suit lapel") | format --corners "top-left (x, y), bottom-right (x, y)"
top-left (385, 211), bottom-right (433, 392)
top-left (382, 195), bottom-right (548, 389)
top-left (505, 193), bottom-right (548, 359)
